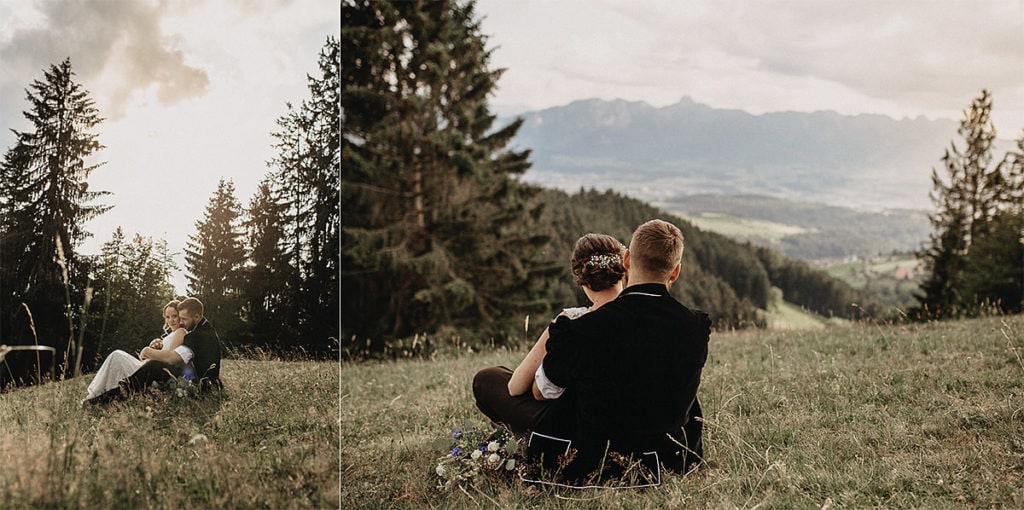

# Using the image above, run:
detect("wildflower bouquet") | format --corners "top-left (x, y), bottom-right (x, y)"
top-left (434, 426), bottom-right (523, 490)
top-left (157, 376), bottom-right (200, 399)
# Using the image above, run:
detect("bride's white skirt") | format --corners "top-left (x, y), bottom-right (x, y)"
top-left (85, 350), bottom-right (143, 400)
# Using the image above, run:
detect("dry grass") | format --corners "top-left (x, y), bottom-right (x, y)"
top-left (342, 315), bottom-right (1024, 509)
top-left (0, 358), bottom-right (339, 509)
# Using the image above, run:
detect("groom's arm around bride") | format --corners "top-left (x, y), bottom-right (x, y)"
top-left (87, 297), bottom-right (222, 404)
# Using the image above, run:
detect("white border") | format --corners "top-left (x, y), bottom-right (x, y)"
top-left (519, 432), bottom-right (662, 489)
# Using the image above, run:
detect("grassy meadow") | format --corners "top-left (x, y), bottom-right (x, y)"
top-left (671, 211), bottom-right (813, 243)
top-left (0, 358), bottom-right (339, 509)
top-left (342, 315), bottom-right (1024, 509)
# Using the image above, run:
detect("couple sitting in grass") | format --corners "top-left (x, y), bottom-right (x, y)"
top-left (473, 219), bottom-right (710, 486)
top-left (84, 296), bottom-right (222, 405)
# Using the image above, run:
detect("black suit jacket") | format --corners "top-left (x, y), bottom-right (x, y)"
top-left (183, 318), bottom-right (222, 383)
top-left (542, 283), bottom-right (711, 477)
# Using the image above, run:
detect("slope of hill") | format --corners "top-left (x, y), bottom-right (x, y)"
top-left (0, 358), bottom-right (338, 508)
top-left (343, 315), bottom-right (1024, 507)
top-left (536, 188), bottom-right (882, 328)
top-left (503, 97), bottom-right (997, 211)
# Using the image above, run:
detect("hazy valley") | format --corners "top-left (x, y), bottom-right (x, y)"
top-left (504, 96), bottom-right (1016, 213)
top-left (497, 97), bottom-right (1001, 309)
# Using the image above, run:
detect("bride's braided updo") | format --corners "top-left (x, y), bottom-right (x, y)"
top-left (570, 233), bottom-right (627, 291)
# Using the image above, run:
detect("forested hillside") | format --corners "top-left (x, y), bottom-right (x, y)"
top-left (535, 188), bottom-right (881, 330)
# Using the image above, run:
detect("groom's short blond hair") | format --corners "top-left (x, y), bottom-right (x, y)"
top-left (629, 219), bottom-right (684, 280)
top-left (177, 297), bottom-right (205, 317)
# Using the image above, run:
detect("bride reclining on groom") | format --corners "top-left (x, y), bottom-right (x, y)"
top-left (85, 296), bottom-right (223, 405)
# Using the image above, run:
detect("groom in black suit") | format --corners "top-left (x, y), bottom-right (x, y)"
top-left (87, 297), bottom-right (222, 404)
top-left (474, 219), bottom-right (710, 481)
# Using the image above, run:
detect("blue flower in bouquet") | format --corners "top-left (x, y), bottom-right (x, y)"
top-left (434, 425), bottom-right (524, 490)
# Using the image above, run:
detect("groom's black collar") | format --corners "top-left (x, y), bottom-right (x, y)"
top-left (188, 318), bottom-right (208, 333)
top-left (620, 283), bottom-right (670, 297)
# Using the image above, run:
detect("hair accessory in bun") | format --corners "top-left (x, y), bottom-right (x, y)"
top-left (586, 253), bottom-right (621, 269)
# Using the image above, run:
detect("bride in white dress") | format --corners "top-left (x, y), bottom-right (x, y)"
top-left (85, 300), bottom-right (187, 400)
top-left (506, 233), bottom-right (627, 398)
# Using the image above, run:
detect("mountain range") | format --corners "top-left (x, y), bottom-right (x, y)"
top-left (501, 97), bottom-right (1014, 211)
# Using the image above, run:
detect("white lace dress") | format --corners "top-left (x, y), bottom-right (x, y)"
top-left (85, 350), bottom-right (143, 400)
top-left (561, 306), bottom-right (590, 320)
top-left (84, 329), bottom-right (184, 400)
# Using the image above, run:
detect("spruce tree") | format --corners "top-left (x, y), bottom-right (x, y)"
top-left (184, 178), bottom-right (246, 344)
top-left (917, 91), bottom-right (1020, 317)
top-left (916, 170), bottom-right (970, 316)
top-left (963, 129), bottom-right (1024, 313)
top-left (342, 0), bottom-right (556, 347)
top-left (997, 131), bottom-right (1024, 212)
top-left (243, 180), bottom-right (295, 347)
top-left (86, 228), bottom-right (177, 368)
top-left (962, 211), bottom-right (1024, 313)
top-left (0, 58), bottom-right (110, 368)
top-left (263, 36), bottom-right (339, 354)
top-left (300, 37), bottom-right (340, 349)
top-left (94, 226), bottom-right (127, 357)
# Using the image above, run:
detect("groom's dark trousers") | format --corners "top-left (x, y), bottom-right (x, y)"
top-left (123, 360), bottom-right (182, 392)
top-left (473, 366), bottom-right (574, 438)
top-left (91, 360), bottom-right (182, 403)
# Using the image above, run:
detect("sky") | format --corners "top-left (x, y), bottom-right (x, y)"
top-left (474, 0), bottom-right (1024, 136)
top-left (0, 0), bottom-right (337, 293)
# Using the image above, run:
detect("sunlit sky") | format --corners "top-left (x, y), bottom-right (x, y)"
top-left (475, 0), bottom-right (1024, 136)
top-left (3, 1), bottom-right (1023, 291)
top-left (0, 0), bottom-right (338, 293)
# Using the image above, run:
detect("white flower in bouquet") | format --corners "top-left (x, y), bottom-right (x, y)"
top-left (505, 459), bottom-right (515, 471)
top-left (471, 449), bottom-right (482, 460)
top-left (487, 453), bottom-right (500, 463)
top-left (436, 464), bottom-right (445, 476)
top-left (487, 441), bottom-right (500, 452)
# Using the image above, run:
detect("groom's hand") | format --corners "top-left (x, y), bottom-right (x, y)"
top-left (139, 347), bottom-right (153, 360)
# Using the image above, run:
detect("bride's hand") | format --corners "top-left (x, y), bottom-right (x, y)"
top-left (149, 339), bottom-right (163, 350)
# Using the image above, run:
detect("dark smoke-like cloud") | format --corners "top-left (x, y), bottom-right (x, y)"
top-left (0, 0), bottom-right (209, 122)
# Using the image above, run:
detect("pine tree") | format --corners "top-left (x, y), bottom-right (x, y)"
top-left (962, 210), bottom-right (1024, 313)
top-left (342, 0), bottom-right (556, 347)
top-left (916, 170), bottom-right (970, 316)
top-left (94, 227), bottom-right (127, 356)
top-left (963, 129), bottom-right (1024, 313)
top-left (184, 178), bottom-right (246, 345)
top-left (916, 91), bottom-right (1021, 317)
top-left (997, 131), bottom-right (1024, 212)
top-left (242, 180), bottom-right (295, 347)
top-left (262, 36), bottom-right (339, 354)
top-left (86, 228), bottom-right (177, 368)
top-left (268, 103), bottom-right (308, 339)
top-left (299, 37), bottom-right (340, 349)
top-left (0, 58), bottom-right (110, 369)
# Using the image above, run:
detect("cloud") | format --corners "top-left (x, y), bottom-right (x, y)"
top-left (0, 0), bottom-right (209, 120)
top-left (479, 0), bottom-right (1024, 129)
top-left (712, 3), bottom-right (1021, 102)
top-left (632, 0), bottom-right (1024, 115)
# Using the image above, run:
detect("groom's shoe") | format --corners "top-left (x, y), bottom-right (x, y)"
top-left (85, 381), bottom-right (130, 406)
top-left (84, 390), bottom-right (118, 406)
top-left (118, 380), bottom-right (131, 398)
